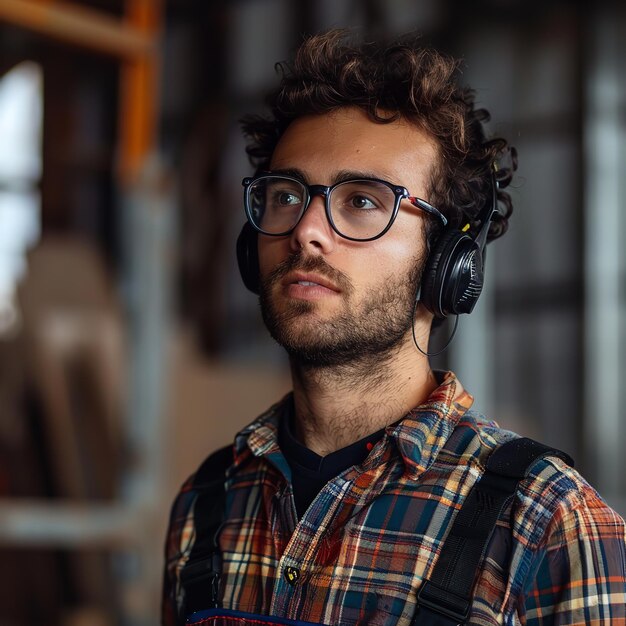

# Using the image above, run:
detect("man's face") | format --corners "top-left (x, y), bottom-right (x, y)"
top-left (258, 107), bottom-right (439, 367)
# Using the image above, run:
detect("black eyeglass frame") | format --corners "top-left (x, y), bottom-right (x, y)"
top-left (242, 174), bottom-right (448, 242)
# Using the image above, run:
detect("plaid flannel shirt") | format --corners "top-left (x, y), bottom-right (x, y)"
top-left (162, 372), bottom-right (626, 625)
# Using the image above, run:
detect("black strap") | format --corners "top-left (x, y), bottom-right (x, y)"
top-left (180, 445), bottom-right (232, 619)
top-left (413, 437), bottom-right (573, 626)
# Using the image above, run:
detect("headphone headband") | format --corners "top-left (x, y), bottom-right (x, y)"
top-left (473, 171), bottom-right (499, 250)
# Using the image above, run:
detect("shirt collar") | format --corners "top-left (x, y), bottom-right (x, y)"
top-left (232, 371), bottom-right (473, 479)
top-left (382, 370), bottom-right (473, 478)
top-left (236, 406), bottom-right (280, 456)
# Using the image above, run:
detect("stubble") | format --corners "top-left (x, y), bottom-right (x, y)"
top-left (259, 250), bottom-right (425, 372)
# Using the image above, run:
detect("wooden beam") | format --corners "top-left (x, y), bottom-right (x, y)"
top-left (117, 0), bottom-right (163, 185)
top-left (0, 0), bottom-right (154, 59)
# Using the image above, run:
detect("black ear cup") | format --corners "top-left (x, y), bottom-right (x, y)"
top-left (420, 230), bottom-right (485, 318)
top-left (236, 222), bottom-right (260, 294)
top-left (420, 172), bottom-right (498, 318)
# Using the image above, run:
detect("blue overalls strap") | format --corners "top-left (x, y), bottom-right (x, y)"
top-left (179, 444), bottom-right (233, 622)
top-left (412, 437), bottom-right (574, 626)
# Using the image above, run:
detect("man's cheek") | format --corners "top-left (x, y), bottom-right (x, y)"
top-left (258, 244), bottom-right (283, 277)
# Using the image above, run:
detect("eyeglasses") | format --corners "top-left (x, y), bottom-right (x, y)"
top-left (242, 174), bottom-right (447, 242)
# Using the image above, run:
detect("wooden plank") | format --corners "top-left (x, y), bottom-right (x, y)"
top-left (0, 0), bottom-right (153, 59)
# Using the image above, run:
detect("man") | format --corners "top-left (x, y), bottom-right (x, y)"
top-left (163, 31), bottom-right (626, 625)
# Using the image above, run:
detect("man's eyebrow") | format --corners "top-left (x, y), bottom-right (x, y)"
top-left (267, 168), bottom-right (393, 184)
top-left (333, 169), bottom-right (388, 183)
top-left (268, 167), bottom-right (308, 181)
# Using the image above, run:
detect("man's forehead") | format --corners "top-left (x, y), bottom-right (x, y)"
top-left (269, 108), bottom-right (439, 188)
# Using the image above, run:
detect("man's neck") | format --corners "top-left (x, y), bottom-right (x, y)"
top-left (289, 336), bottom-right (437, 456)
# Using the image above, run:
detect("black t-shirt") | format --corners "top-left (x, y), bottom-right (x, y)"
top-left (279, 398), bottom-right (386, 518)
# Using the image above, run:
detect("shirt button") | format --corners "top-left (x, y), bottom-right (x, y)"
top-left (284, 566), bottom-right (300, 586)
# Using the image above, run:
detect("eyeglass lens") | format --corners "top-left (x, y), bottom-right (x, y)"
top-left (247, 176), bottom-right (396, 240)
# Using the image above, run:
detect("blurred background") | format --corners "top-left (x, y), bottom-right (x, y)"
top-left (0, 0), bottom-right (624, 624)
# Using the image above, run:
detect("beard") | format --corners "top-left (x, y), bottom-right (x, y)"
top-left (259, 251), bottom-right (425, 369)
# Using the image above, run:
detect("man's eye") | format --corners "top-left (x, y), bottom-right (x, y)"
top-left (349, 195), bottom-right (378, 210)
top-left (269, 189), bottom-right (302, 208)
top-left (274, 191), bottom-right (302, 206)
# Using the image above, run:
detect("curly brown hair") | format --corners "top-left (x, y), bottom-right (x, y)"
top-left (241, 30), bottom-right (517, 242)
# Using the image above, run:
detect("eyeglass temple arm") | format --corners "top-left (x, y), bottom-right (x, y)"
top-left (408, 197), bottom-right (448, 226)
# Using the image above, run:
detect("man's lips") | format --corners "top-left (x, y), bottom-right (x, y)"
top-left (282, 272), bottom-right (341, 293)
top-left (262, 251), bottom-right (353, 300)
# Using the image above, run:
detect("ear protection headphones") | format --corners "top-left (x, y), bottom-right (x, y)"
top-left (236, 221), bottom-right (260, 294)
top-left (419, 173), bottom-right (499, 318)
top-left (236, 173), bottom-right (499, 320)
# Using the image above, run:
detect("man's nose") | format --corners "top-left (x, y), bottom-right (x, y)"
top-left (289, 193), bottom-right (335, 253)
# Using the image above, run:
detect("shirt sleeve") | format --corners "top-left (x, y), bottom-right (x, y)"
top-left (523, 484), bottom-right (626, 625)
top-left (161, 477), bottom-right (197, 626)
